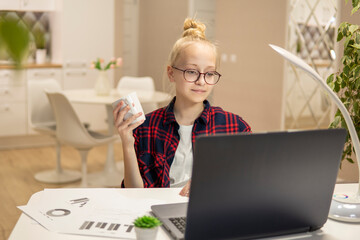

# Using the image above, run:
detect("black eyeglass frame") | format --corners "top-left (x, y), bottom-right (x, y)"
top-left (171, 66), bottom-right (221, 85)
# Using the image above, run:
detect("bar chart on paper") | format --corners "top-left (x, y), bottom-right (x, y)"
top-left (79, 220), bottom-right (134, 233)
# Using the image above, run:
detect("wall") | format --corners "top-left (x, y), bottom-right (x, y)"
top-left (138, 0), bottom-right (188, 92)
top-left (214, 0), bottom-right (287, 132)
top-left (137, 1), bottom-right (287, 132)
top-left (114, 0), bottom-right (123, 86)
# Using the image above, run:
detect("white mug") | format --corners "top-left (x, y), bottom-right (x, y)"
top-left (112, 92), bottom-right (146, 124)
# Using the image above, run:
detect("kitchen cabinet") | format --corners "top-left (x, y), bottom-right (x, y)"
top-left (0, 70), bottom-right (27, 136)
top-left (0, 68), bottom-right (62, 137)
top-left (20, 0), bottom-right (55, 11)
top-left (0, 0), bottom-right (55, 11)
top-left (27, 68), bottom-right (62, 135)
top-left (0, 1), bottom-right (20, 10)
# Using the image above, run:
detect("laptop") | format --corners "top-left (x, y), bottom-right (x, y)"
top-left (151, 129), bottom-right (346, 240)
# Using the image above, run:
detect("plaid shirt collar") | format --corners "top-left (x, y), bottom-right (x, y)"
top-left (163, 97), bottom-right (210, 126)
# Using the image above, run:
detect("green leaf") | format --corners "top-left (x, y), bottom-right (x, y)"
top-left (341, 117), bottom-right (347, 129)
top-left (349, 24), bottom-right (359, 34)
top-left (351, 4), bottom-right (360, 15)
top-left (355, 78), bottom-right (360, 90)
top-left (351, 43), bottom-right (360, 49)
top-left (352, 0), bottom-right (359, 7)
top-left (341, 78), bottom-right (346, 88)
top-left (334, 81), bottom-right (340, 92)
top-left (337, 31), bottom-right (344, 42)
top-left (326, 73), bottom-right (334, 84)
top-left (0, 19), bottom-right (30, 68)
top-left (333, 115), bottom-right (341, 127)
top-left (354, 101), bottom-right (359, 114)
top-left (133, 215), bottom-right (162, 228)
top-left (356, 33), bottom-right (360, 44)
top-left (344, 65), bottom-right (351, 77)
top-left (346, 157), bottom-right (355, 163)
top-left (344, 36), bottom-right (352, 49)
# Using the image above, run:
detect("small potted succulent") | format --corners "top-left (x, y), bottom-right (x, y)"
top-left (133, 215), bottom-right (162, 240)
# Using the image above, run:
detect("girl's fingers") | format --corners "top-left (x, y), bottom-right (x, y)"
top-left (113, 100), bottom-right (123, 116)
top-left (179, 181), bottom-right (191, 197)
top-left (116, 105), bottom-right (132, 127)
top-left (128, 119), bottom-right (145, 131)
top-left (122, 111), bottom-right (143, 126)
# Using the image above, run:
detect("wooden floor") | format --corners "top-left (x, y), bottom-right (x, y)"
top-left (0, 142), bottom-right (124, 240)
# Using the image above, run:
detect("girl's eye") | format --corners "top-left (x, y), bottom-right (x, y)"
top-left (186, 70), bottom-right (199, 75)
top-left (206, 72), bottom-right (215, 77)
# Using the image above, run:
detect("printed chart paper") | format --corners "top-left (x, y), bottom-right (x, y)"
top-left (18, 188), bottom-right (165, 239)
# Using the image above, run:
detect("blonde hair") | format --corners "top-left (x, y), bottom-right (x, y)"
top-left (168, 18), bottom-right (218, 67)
top-left (163, 18), bottom-right (218, 98)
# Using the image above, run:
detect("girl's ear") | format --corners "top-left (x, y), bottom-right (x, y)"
top-left (167, 66), bottom-right (175, 82)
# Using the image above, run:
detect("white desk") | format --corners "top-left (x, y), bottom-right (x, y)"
top-left (9, 184), bottom-right (360, 240)
top-left (64, 88), bottom-right (171, 187)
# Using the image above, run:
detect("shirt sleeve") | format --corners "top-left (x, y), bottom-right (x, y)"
top-left (237, 115), bottom-right (252, 133)
top-left (121, 127), bottom-right (147, 188)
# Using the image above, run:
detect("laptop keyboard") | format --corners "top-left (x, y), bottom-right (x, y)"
top-left (169, 217), bottom-right (186, 233)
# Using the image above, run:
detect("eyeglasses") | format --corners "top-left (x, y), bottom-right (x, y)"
top-left (172, 66), bottom-right (221, 85)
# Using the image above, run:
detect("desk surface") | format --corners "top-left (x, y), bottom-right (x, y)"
top-left (9, 184), bottom-right (360, 240)
top-left (64, 88), bottom-right (171, 105)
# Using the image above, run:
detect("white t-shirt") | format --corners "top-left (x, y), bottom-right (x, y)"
top-left (169, 124), bottom-right (193, 187)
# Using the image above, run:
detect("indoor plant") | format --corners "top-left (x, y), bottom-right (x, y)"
top-left (327, 0), bottom-right (360, 165)
top-left (91, 57), bottom-right (123, 96)
top-left (33, 27), bottom-right (47, 64)
top-left (0, 18), bottom-right (30, 68)
top-left (133, 215), bottom-right (162, 240)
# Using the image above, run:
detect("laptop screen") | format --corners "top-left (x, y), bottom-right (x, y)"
top-left (183, 129), bottom-right (346, 240)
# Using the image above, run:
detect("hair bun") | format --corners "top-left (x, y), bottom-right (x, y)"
top-left (182, 18), bottom-right (206, 40)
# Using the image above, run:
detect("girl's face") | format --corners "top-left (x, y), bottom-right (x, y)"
top-left (168, 42), bottom-right (217, 105)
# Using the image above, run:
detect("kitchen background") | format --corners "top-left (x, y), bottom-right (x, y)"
top-left (0, 0), bottom-right (359, 181)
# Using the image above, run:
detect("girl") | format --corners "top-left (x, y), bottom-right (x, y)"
top-left (113, 18), bottom-right (251, 196)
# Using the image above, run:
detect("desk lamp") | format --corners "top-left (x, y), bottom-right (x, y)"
top-left (269, 44), bottom-right (360, 223)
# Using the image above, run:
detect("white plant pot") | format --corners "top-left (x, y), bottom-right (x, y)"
top-left (94, 70), bottom-right (111, 96)
top-left (35, 49), bottom-right (47, 64)
top-left (134, 226), bottom-right (159, 240)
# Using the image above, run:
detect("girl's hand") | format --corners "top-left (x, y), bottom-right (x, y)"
top-left (113, 100), bottom-right (144, 145)
top-left (179, 180), bottom-right (191, 197)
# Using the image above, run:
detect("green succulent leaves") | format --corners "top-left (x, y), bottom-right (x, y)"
top-left (133, 215), bottom-right (162, 229)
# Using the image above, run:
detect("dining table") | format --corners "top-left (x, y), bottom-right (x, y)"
top-left (64, 88), bottom-right (171, 187)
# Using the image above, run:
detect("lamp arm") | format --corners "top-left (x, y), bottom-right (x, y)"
top-left (269, 43), bottom-right (360, 204)
top-left (313, 74), bottom-right (360, 199)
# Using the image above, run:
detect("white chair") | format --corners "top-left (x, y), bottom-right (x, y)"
top-left (45, 91), bottom-right (118, 187)
top-left (117, 76), bottom-right (158, 114)
top-left (28, 79), bottom-right (81, 183)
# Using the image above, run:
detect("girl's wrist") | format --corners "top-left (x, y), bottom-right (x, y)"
top-left (122, 141), bottom-right (135, 152)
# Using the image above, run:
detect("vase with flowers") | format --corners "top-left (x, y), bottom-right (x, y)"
top-left (91, 57), bottom-right (123, 96)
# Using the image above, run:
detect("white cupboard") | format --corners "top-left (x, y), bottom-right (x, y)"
top-left (0, 68), bottom-right (63, 137)
top-left (0, 70), bottom-right (27, 136)
top-left (27, 68), bottom-right (62, 135)
top-left (0, 0), bottom-right (55, 11)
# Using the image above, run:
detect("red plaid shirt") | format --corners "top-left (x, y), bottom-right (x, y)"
top-left (122, 97), bottom-right (251, 188)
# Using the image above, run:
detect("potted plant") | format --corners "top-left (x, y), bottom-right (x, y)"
top-left (327, 0), bottom-right (360, 166)
top-left (90, 57), bottom-right (123, 96)
top-left (0, 18), bottom-right (30, 68)
top-left (133, 215), bottom-right (162, 240)
top-left (33, 26), bottom-right (46, 64)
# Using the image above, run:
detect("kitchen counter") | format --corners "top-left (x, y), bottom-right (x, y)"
top-left (0, 63), bottom-right (62, 69)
